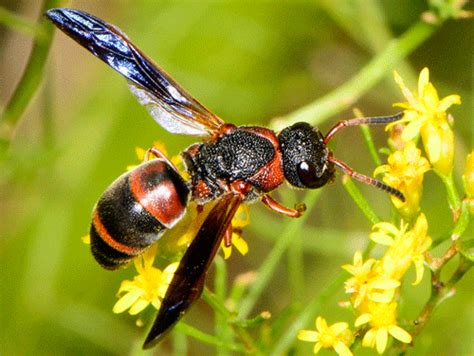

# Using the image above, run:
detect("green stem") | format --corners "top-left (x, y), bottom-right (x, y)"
top-left (203, 288), bottom-right (233, 319)
top-left (273, 21), bottom-right (436, 130)
top-left (342, 176), bottom-right (381, 225)
top-left (172, 331), bottom-right (187, 356)
top-left (237, 191), bottom-right (322, 319)
top-left (1, 0), bottom-right (65, 130)
top-left (410, 255), bottom-right (472, 339)
top-left (451, 199), bottom-right (471, 240)
top-left (0, 6), bottom-right (46, 39)
top-left (214, 256), bottom-right (231, 356)
top-left (359, 125), bottom-right (382, 166)
top-left (440, 173), bottom-right (462, 217)
top-left (202, 289), bottom-right (258, 354)
top-left (270, 272), bottom-right (347, 355)
top-left (286, 190), bottom-right (305, 301)
top-left (174, 323), bottom-right (245, 353)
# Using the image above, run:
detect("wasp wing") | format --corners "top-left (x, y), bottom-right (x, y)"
top-left (143, 194), bottom-right (242, 349)
top-left (45, 8), bottom-right (224, 137)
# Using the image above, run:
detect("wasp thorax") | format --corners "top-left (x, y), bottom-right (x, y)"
top-left (278, 122), bottom-right (335, 189)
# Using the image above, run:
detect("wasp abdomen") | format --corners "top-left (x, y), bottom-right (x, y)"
top-left (90, 160), bottom-right (189, 270)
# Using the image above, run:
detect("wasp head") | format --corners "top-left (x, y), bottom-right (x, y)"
top-left (278, 122), bottom-right (335, 189)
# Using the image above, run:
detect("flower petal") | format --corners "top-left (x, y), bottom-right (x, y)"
top-left (371, 290), bottom-right (395, 303)
top-left (388, 325), bottom-right (412, 343)
top-left (334, 341), bottom-right (353, 356)
top-left (370, 232), bottom-right (395, 246)
top-left (331, 322), bottom-right (349, 335)
top-left (316, 316), bottom-right (328, 331)
top-left (401, 119), bottom-right (424, 141)
top-left (371, 278), bottom-right (400, 290)
top-left (151, 299), bottom-right (162, 311)
top-left (362, 328), bottom-right (376, 348)
top-left (375, 328), bottom-right (388, 354)
top-left (418, 68), bottom-right (430, 97)
top-left (373, 222), bottom-right (400, 236)
top-left (313, 342), bottom-right (323, 354)
top-left (298, 330), bottom-right (319, 342)
top-left (355, 313), bottom-right (372, 327)
top-left (411, 255), bottom-right (426, 285)
top-left (113, 290), bottom-right (141, 314)
top-left (232, 234), bottom-right (249, 256)
top-left (129, 298), bottom-right (150, 315)
top-left (438, 94), bottom-right (461, 111)
top-left (222, 243), bottom-right (232, 259)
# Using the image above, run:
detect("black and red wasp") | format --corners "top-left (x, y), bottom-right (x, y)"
top-left (45, 8), bottom-right (405, 349)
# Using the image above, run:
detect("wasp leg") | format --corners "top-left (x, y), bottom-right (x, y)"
top-left (145, 147), bottom-right (183, 176)
top-left (261, 194), bottom-right (306, 218)
top-left (224, 225), bottom-right (232, 247)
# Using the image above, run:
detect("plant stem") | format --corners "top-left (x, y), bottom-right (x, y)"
top-left (410, 255), bottom-right (472, 339)
top-left (214, 256), bottom-right (232, 356)
top-left (0, 6), bottom-right (46, 39)
top-left (174, 323), bottom-right (245, 353)
top-left (451, 199), bottom-right (471, 240)
top-left (270, 272), bottom-right (347, 354)
top-left (202, 289), bottom-right (258, 354)
top-left (237, 191), bottom-right (322, 319)
top-left (272, 21), bottom-right (436, 130)
top-left (342, 176), bottom-right (381, 225)
top-left (439, 173), bottom-right (462, 219)
top-left (359, 125), bottom-right (382, 166)
top-left (1, 0), bottom-right (65, 134)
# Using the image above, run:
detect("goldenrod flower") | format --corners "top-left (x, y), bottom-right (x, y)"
top-left (391, 68), bottom-right (461, 176)
top-left (113, 244), bottom-right (178, 315)
top-left (342, 251), bottom-right (400, 307)
top-left (371, 214), bottom-right (431, 285)
top-left (374, 142), bottom-right (430, 220)
top-left (356, 301), bottom-right (412, 354)
top-left (298, 316), bottom-right (354, 355)
top-left (222, 205), bottom-right (250, 259)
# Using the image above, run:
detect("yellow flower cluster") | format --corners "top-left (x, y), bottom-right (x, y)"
top-left (113, 244), bottom-right (178, 315)
top-left (298, 317), bottom-right (354, 356)
top-left (343, 214), bottom-right (431, 353)
top-left (298, 68), bottom-right (459, 355)
top-left (389, 68), bottom-right (460, 177)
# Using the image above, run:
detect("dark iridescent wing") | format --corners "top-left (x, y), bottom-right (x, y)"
top-left (143, 194), bottom-right (242, 349)
top-left (45, 8), bottom-right (224, 137)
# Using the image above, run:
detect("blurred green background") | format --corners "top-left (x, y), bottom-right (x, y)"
top-left (0, 0), bottom-right (472, 355)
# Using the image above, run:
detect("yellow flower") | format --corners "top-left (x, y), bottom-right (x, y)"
top-left (371, 214), bottom-right (431, 285)
top-left (391, 68), bottom-right (461, 176)
top-left (374, 142), bottom-right (430, 220)
top-left (342, 251), bottom-right (400, 307)
top-left (113, 244), bottom-right (178, 315)
top-left (221, 205), bottom-right (250, 259)
top-left (81, 234), bottom-right (91, 244)
top-left (356, 301), bottom-right (412, 354)
top-left (298, 316), bottom-right (354, 356)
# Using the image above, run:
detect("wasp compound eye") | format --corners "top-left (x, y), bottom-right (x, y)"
top-left (297, 161), bottom-right (332, 189)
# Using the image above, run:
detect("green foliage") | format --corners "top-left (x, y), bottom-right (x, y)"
top-left (0, 1), bottom-right (471, 355)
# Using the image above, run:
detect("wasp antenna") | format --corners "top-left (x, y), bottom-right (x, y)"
top-left (323, 112), bottom-right (403, 144)
top-left (329, 156), bottom-right (405, 202)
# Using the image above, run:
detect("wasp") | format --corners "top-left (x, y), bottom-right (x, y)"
top-left (46, 8), bottom-right (405, 349)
